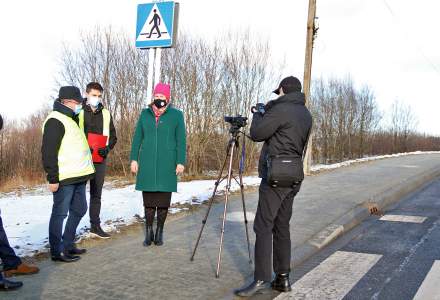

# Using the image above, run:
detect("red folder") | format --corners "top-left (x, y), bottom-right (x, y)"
top-left (87, 133), bottom-right (108, 163)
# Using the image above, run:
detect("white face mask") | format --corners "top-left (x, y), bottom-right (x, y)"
top-left (88, 96), bottom-right (101, 107)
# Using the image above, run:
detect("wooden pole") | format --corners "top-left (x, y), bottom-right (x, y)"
top-left (303, 0), bottom-right (317, 175)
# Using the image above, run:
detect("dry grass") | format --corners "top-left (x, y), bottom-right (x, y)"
top-left (0, 176), bottom-right (45, 194)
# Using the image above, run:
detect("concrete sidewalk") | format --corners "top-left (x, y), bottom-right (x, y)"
top-left (3, 153), bottom-right (440, 300)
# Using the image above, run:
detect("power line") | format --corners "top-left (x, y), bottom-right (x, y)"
top-left (381, 0), bottom-right (440, 77)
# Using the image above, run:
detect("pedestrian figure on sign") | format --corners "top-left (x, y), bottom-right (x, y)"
top-left (148, 9), bottom-right (162, 38)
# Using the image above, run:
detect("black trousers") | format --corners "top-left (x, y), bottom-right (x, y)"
top-left (0, 215), bottom-right (21, 272)
top-left (253, 179), bottom-right (301, 281)
top-left (89, 161), bottom-right (107, 226)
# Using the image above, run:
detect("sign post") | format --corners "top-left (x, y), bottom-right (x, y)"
top-left (136, 1), bottom-right (179, 103)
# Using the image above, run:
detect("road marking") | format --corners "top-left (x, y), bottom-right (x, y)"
top-left (223, 211), bottom-right (255, 222)
top-left (309, 224), bottom-right (344, 249)
top-left (276, 251), bottom-right (382, 300)
top-left (399, 165), bottom-right (419, 168)
top-left (379, 214), bottom-right (427, 223)
top-left (413, 261), bottom-right (440, 300)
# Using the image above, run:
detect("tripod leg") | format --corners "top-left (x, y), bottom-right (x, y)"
top-left (216, 141), bottom-right (236, 278)
top-left (190, 146), bottom-right (230, 262)
top-left (239, 170), bottom-right (253, 264)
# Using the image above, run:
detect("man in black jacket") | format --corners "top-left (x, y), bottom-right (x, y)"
top-left (234, 76), bottom-right (312, 297)
top-left (42, 86), bottom-right (95, 263)
top-left (79, 82), bottom-right (117, 238)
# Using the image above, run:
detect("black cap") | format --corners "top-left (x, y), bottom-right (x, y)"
top-left (0, 114), bottom-right (3, 131)
top-left (273, 76), bottom-right (302, 95)
top-left (58, 86), bottom-right (83, 103)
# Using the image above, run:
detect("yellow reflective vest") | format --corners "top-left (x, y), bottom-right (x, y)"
top-left (78, 108), bottom-right (111, 146)
top-left (42, 111), bottom-right (95, 181)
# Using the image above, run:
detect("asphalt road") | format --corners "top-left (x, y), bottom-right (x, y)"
top-left (2, 154), bottom-right (440, 300)
top-left (258, 176), bottom-right (440, 300)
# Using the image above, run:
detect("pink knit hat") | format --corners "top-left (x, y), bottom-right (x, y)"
top-left (153, 83), bottom-right (171, 100)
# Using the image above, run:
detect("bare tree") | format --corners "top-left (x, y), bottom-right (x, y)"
top-left (390, 100), bottom-right (418, 152)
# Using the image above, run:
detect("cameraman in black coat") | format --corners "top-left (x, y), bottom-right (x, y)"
top-left (234, 76), bottom-right (312, 297)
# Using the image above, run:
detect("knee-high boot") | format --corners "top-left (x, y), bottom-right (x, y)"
top-left (143, 207), bottom-right (155, 247)
top-left (154, 208), bottom-right (168, 246)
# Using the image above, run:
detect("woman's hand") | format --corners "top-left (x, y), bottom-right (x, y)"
top-left (176, 164), bottom-right (185, 175)
top-left (131, 160), bottom-right (139, 175)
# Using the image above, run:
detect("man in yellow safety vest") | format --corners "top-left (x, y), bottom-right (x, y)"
top-left (42, 86), bottom-right (95, 263)
top-left (79, 82), bottom-right (117, 238)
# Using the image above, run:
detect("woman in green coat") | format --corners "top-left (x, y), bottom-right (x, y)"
top-left (130, 83), bottom-right (186, 247)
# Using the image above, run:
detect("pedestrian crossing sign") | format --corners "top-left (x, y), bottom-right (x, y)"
top-left (136, 1), bottom-right (179, 49)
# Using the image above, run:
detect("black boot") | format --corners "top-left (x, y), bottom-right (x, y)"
top-left (154, 224), bottom-right (164, 246)
top-left (0, 278), bottom-right (23, 291)
top-left (90, 224), bottom-right (111, 239)
top-left (143, 224), bottom-right (154, 247)
top-left (234, 280), bottom-right (271, 297)
top-left (271, 273), bottom-right (292, 292)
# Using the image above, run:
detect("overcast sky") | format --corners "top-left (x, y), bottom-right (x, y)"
top-left (0, 0), bottom-right (439, 134)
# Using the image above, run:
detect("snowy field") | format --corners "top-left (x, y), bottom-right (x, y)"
top-left (0, 176), bottom-right (261, 257)
top-left (0, 150), bottom-right (438, 257)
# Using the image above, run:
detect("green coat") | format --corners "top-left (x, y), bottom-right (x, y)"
top-left (130, 106), bottom-right (186, 192)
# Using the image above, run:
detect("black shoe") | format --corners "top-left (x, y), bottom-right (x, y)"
top-left (154, 224), bottom-right (164, 246)
top-left (67, 247), bottom-right (87, 255)
top-left (51, 253), bottom-right (81, 263)
top-left (90, 224), bottom-right (111, 239)
top-left (143, 225), bottom-right (154, 247)
top-left (0, 278), bottom-right (23, 291)
top-left (271, 273), bottom-right (292, 292)
top-left (234, 280), bottom-right (271, 297)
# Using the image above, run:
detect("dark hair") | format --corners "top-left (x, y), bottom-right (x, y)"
top-left (86, 82), bottom-right (103, 93)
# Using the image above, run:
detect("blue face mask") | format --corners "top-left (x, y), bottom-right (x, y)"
top-left (73, 104), bottom-right (82, 115)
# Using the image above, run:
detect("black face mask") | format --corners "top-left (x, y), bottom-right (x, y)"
top-left (153, 99), bottom-right (168, 109)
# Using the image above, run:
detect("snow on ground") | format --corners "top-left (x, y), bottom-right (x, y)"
top-left (1, 150), bottom-right (439, 257)
top-left (0, 176), bottom-right (261, 257)
top-left (310, 151), bottom-right (440, 172)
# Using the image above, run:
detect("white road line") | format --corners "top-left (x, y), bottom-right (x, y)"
top-left (413, 261), bottom-right (440, 300)
top-left (380, 214), bottom-right (427, 223)
top-left (275, 251), bottom-right (382, 300)
top-left (223, 211), bottom-right (255, 222)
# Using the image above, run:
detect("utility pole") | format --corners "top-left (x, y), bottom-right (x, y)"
top-left (303, 0), bottom-right (317, 175)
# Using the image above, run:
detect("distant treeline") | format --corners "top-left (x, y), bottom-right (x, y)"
top-left (1, 27), bottom-right (438, 188)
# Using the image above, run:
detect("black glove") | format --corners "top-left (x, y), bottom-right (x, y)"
top-left (98, 146), bottom-right (110, 158)
top-left (251, 103), bottom-right (266, 115)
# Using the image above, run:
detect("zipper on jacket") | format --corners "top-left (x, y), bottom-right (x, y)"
top-left (155, 122), bottom-right (158, 188)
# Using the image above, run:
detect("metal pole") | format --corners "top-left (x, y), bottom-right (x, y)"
top-left (154, 48), bottom-right (162, 86)
top-left (238, 136), bottom-right (252, 264)
top-left (146, 49), bottom-right (156, 105)
top-left (190, 150), bottom-right (230, 262)
top-left (303, 0), bottom-right (317, 175)
top-left (216, 138), bottom-right (236, 278)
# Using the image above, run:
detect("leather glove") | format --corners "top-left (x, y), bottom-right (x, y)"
top-left (251, 103), bottom-right (266, 114)
top-left (98, 146), bottom-right (110, 158)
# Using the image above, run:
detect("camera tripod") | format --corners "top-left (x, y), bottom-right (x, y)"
top-left (190, 128), bottom-right (253, 278)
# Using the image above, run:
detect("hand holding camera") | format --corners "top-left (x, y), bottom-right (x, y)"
top-left (251, 103), bottom-right (266, 115)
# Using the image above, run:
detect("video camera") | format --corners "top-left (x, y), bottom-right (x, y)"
top-left (224, 115), bottom-right (248, 134)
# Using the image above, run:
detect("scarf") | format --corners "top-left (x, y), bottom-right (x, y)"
top-left (152, 104), bottom-right (168, 124)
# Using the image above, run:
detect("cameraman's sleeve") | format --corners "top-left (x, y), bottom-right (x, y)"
top-left (176, 111), bottom-right (187, 165)
top-left (250, 108), bottom-right (281, 142)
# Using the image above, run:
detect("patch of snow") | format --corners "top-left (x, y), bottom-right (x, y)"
top-left (1, 150), bottom-right (439, 257)
top-left (0, 176), bottom-right (261, 257)
top-left (310, 151), bottom-right (440, 172)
